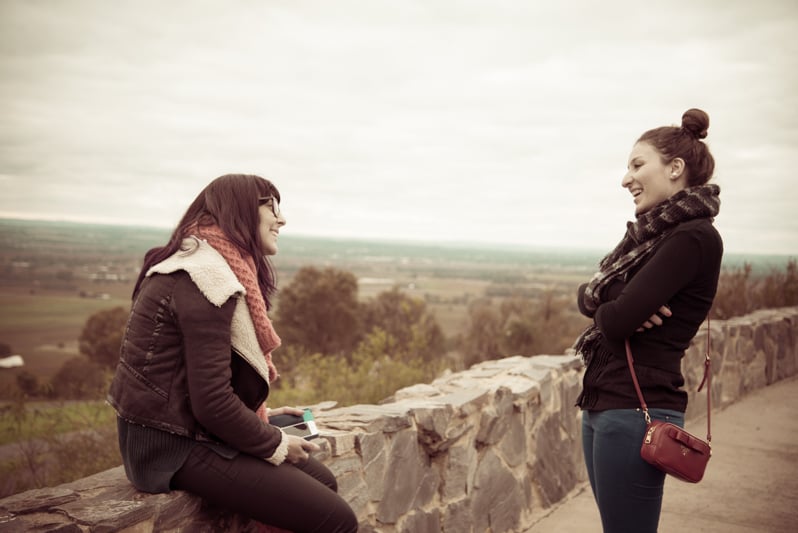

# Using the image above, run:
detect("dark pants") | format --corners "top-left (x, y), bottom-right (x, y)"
top-left (582, 408), bottom-right (684, 533)
top-left (171, 445), bottom-right (358, 533)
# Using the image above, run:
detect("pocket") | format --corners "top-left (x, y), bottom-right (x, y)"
top-left (649, 408), bottom-right (684, 428)
top-left (120, 359), bottom-right (169, 399)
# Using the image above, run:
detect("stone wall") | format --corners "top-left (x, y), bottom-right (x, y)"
top-left (2, 307), bottom-right (796, 533)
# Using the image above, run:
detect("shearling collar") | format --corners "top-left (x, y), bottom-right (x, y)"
top-left (147, 236), bottom-right (244, 305)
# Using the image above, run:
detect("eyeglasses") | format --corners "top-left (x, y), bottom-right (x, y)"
top-left (258, 196), bottom-right (281, 218)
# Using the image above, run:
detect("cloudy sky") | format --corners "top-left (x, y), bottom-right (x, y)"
top-left (1, 0), bottom-right (796, 255)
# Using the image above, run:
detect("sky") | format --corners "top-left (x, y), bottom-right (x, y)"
top-left (0, 0), bottom-right (796, 256)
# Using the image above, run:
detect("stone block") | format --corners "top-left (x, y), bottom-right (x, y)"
top-left (497, 413), bottom-right (527, 468)
top-left (412, 404), bottom-right (455, 455)
top-left (336, 471), bottom-right (370, 517)
top-left (327, 453), bottom-right (364, 480)
top-left (529, 415), bottom-right (580, 508)
top-left (475, 387), bottom-right (514, 446)
top-left (442, 441), bottom-right (477, 501)
top-left (323, 430), bottom-right (357, 457)
top-left (441, 498), bottom-right (472, 533)
top-left (431, 387), bottom-right (490, 413)
top-left (320, 404), bottom-right (412, 433)
top-left (471, 449), bottom-right (523, 533)
top-left (376, 430), bottom-right (428, 524)
top-left (0, 486), bottom-right (78, 514)
top-left (397, 508), bottom-right (441, 533)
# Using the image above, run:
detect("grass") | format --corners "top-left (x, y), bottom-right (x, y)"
top-left (0, 400), bottom-right (117, 446)
top-left (0, 399), bottom-right (121, 498)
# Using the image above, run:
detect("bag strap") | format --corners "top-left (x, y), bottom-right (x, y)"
top-left (624, 318), bottom-right (712, 442)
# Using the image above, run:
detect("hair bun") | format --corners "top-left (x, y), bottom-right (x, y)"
top-left (681, 108), bottom-right (709, 140)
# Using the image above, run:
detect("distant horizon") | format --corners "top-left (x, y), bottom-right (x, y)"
top-left (1, 216), bottom-right (795, 263)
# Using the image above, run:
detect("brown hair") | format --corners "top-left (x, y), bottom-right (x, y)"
top-left (133, 174), bottom-right (281, 307)
top-left (637, 108), bottom-right (715, 186)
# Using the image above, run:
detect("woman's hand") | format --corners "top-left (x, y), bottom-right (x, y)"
top-left (284, 434), bottom-right (321, 464)
top-left (267, 406), bottom-right (305, 417)
top-left (636, 305), bottom-right (672, 332)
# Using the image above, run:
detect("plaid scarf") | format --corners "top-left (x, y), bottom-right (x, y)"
top-left (573, 184), bottom-right (720, 364)
top-left (191, 224), bottom-right (281, 421)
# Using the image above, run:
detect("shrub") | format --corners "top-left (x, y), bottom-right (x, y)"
top-left (16, 371), bottom-right (39, 398)
top-left (0, 399), bottom-right (119, 498)
top-left (78, 306), bottom-right (128, 369)
top-left (49, 357), bottom-right (110, 400)
top-left (270, 328), bottom-right (442, 407)
top-left (712, 260), bottom-right (798, 319)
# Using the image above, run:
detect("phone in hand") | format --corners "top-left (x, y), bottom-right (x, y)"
top-left (270, 409), bottom-right (320, 440)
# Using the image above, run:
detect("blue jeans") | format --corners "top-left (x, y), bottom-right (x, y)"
top-left (582, 408), bottom-right (684, 533)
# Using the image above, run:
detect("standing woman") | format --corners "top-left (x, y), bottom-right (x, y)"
top-left (108, 174), bottom-right (358, 532)
top-left (574, 109), bottom-right (723, 533)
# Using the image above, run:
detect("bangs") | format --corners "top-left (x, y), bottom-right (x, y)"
top-left (258, 178), bottom-right (281, 203)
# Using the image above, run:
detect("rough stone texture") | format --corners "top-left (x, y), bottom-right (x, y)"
top-left (2, 307), bottom-right (796, 532)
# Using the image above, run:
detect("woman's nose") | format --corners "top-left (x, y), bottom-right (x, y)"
top-left (621, 171), bottom-right (633, 188)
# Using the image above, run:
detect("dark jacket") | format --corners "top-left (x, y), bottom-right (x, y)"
top-left (107, 237), bottom-right (288, 464)
top-left (576, 218), bottom-right (723, 412)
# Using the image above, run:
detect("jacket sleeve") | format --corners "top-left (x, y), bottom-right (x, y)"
top-left (172, 274), bottom-right (287, 463)
top-left (593, 230), bottom-right (702, 341)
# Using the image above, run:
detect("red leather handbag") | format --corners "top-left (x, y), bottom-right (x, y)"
top-left (625, 320), bottom-right (712, 483)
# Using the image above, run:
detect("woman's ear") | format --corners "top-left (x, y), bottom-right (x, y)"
top-left (670, 158), bottom-right (686, 180)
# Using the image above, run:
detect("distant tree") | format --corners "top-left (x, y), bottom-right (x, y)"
top-left (361, 287), bottom-right (446, 362)
top-left (712, 260), bottom-right (798, 319)
top-left (502, 291), bottom-right (576, 353)
top-left (755, 259), bottom-right (798, 310)
top-left (489, 296), bottom-right (540, 357)
top-left (712, 263), bottom-right (753, 319)
top-left (461, 291), bottom-right (579, 367)
top-left (461, 299), bottom-right (503, 367)
top-left (0, 342), bottom-right (11, 357)
top-left (79, 306), bottom-right (129, 369)
top-left (49, 357), bottom-right (109, 399)
top-left (274, 267), bottom-right (362, 357)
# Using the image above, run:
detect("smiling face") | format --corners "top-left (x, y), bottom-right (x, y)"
top-left (622, 141), bottom-right (686, 215)
top-left (258, 196), bottom-right (286, 255)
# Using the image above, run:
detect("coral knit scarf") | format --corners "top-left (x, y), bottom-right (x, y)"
top-left (191, 224), bottom-right (281, 421)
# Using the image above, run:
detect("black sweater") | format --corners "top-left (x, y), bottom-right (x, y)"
top-left (576, 218), bottom-right (723, 412)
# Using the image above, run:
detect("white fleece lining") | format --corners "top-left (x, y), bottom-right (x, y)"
top-left (147, 237), bottom-right (272, 384)
top-left (265, 430), bottom-right (289, 466)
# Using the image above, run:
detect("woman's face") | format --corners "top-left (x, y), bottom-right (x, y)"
top-left (621, 141), bottom-right (684, 215)
top-left (258, 196), bottom-right (286, 255)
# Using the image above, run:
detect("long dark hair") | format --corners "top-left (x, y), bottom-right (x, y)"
top-left (637, 108), bottom-right (715, 187)
top-left (133, 174), bottom-right (281, 308)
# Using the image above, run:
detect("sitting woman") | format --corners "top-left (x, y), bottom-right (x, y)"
top-left (108, 174), bottom-right (358, 532)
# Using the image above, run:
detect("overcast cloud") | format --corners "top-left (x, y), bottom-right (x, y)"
top-left (1, 0), bottom-right (796, 255)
